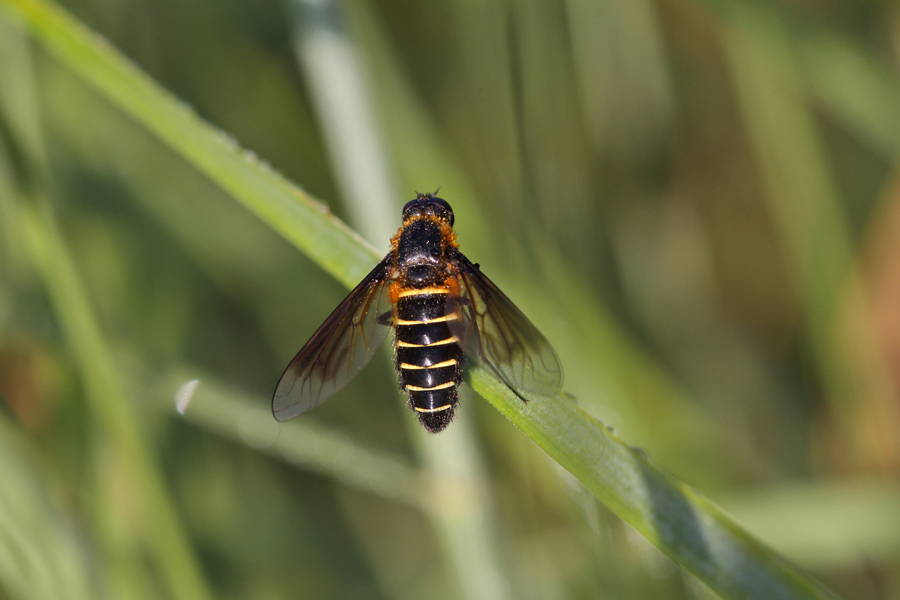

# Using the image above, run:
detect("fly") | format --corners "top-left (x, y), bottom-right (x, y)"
top-left (272, 193), bottom-right (562, 433)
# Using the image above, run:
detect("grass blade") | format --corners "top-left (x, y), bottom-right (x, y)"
top-left (469, 369), bottom-right (841, 600)
top-left (18, 201), bottom-right (214, 600)
top-left (1, 0), bottom-right (380, 289)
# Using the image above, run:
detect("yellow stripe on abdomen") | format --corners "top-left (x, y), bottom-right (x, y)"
top-left (406, 381), bottom-right (455, 392)
top-left (396, 336), bottom-right (458, 348)
top-left (397, 286), bottom-right (449, 298)
top-left (399, 359), bottom-right (458, 370)
top-left (395, 313), bottom-right (459, 326)
top-left (413, 404), bottom-right (452, 413)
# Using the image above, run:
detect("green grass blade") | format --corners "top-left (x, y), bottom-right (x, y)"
top-left (0, 0), bottom-right (843, 598)
top-left (158, 369), bottom-right (422, 508)
top-left (468, 369), bottom-right (841, 600)
top-left (0, 416), bottom-right (95, 600)
top-left (721, 481), bottom-right (900, 568)
top-left (0, 11), bottom-right (213, 599)
top-left (0, 0), bottom-right (380, 289)
top-left (721, 4), bottom-right (892, 465)
top-left (18, 202), bottom-right (214, 600)
top-left (800, 31), bottom-right (900, 160)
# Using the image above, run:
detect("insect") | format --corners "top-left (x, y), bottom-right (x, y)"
top-left (272, 193), bottom-right (562, 433)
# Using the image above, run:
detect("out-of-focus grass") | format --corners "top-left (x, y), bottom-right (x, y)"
top-left (3, 0), bottom-right (840, 597)
top-left (2, 0), bottom-right (900, 598)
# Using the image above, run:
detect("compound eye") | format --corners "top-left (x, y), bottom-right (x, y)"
top-left (429, 196), bottom-right (455, 226)
top-left (402, 199), bottom-right (423, 222)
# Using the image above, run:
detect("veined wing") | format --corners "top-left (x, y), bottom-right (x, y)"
top-left (447, 249), bottom-right (562, 399)
top-left (272, 255), bottom-right (394, 421)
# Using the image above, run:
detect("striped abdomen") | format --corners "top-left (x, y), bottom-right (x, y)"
top-left (393, 288), bottom-right (464, 433)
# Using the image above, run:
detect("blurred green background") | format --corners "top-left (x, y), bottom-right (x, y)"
top-left (2, 0), bottom-right (900, 598)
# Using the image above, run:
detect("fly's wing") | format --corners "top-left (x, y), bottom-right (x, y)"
top-left (447, 249), bottom-right (562, 398)
top-left (272, 255), bottom-right (394, 421)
